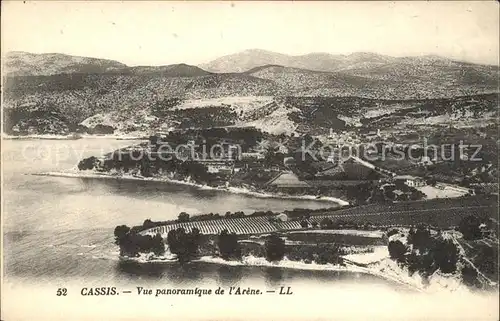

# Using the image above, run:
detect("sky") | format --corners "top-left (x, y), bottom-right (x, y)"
top-left (2, 1), bottom-right (499, 66)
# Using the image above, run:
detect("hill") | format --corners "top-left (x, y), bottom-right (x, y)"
top-left (4, 51), bottom-right (127, 76)
top-left (243, 62), bottom-right (498, 99)
top-left (126, 64), bottom-right (212, 77)
top-left (2, 50), bottom-right (498, 136)
top-left (3, 52), bottom-right (214, 78)
top-left (199, 49), bottom-right (396, 73)
top-left (3, 88), bottom-right (498, 137)
top-left (201, 49), bottom-right (498, 98)
top-left (200, 49), bottom-right (498, 75)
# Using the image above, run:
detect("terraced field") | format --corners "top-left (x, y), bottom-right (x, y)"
top-left (273, 221), bottom-right (303, 231)
top-left (141, 196), bottom-right (497, 236)
top-left (304, 205), bottom-right (496, 228)
top-left (142, 216), bottom-right (278, 236)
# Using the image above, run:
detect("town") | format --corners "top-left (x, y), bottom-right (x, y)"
top-left (79, 124), bottom-right (496, 205)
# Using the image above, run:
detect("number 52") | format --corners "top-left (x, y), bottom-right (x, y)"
top-left (56, 288), bottom-right (67, 296)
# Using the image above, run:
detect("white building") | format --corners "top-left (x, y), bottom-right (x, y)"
top-left (198, 159), bottom-right (235, 174)
top-left (240, 152), bottom-right (265, 160)
top-left (394, 175), bottom-right (426, 187)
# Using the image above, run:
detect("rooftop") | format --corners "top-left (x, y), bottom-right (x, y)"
top-left (394, 175), bottom-right (423, 180)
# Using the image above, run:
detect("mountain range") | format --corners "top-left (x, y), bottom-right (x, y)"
top-left (2, 49), bottom-right (498, 136)
top-left (4, 49), bottom-right (498, 98)
top-left (200, 49), bottom-right (436, 73)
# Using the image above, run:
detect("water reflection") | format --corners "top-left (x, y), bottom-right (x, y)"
top-left (116, 260), bottom-right (165, 279)
top-left (263, 267), bottom-right (285, 287)
top-left (116, 260), bottom-right (208, 285)
top-left (163, 263), bottom-right (205, 286)
top-left (216, 265), bottom-right (243, 287)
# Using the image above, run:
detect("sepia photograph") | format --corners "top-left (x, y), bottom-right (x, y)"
top-left (1, 1), bottom-right (499, 320)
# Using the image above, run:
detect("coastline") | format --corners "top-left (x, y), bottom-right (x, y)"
top-left (33, 170), bottom-right (351, 206)
top-left (120, 251), bottom-right (481, 295)
top-left (119, 252), bottom-right (431, 293)
top-left (2, 133), bottom-right (146, 140)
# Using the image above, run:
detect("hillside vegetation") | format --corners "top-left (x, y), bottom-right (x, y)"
top-left (2, 51), bottom-right (498, 135)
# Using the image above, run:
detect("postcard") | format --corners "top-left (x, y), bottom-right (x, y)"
top-left (1, 1), bottom-right (499, 320)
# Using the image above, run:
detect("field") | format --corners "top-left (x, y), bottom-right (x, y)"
top-left (142, 216), bottom-right (279, 236)
top-left (141, 196), bottom-right (497, 237)
top-left (285, 231), bottom-right (385, 246)
top-left (308, 196), bottom-right (497, 228)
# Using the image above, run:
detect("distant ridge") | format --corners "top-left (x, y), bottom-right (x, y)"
top-left (2, 50), bottom-right (498, 138)
top-left (2, 49), bottom-right (498, 102)
top-left (4, 51), bottom-right (127, 76)
top-left (3, 52), bottom-right (211, 77)
top-left (199, 48), bottom-right (497, 73)
top-left (127, 64), bottom-right (212, 77)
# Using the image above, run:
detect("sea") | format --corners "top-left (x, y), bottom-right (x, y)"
top-left (2, 138), bottom-right (498, 320)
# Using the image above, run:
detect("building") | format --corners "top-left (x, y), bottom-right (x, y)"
top-left (315, 165), bottom-right (342, 178)
top-left (393, 190), bottom-right (405, 197)
top-left (305, 180), bottom-right (378, 188)
top-left (265, 171), bottom-right (310, 189)
top-left (364, 129), bottom-right (381, 141)
top-left (240, 152), bottom-right (265, 160)
top-left (394, 175), bottom-right (426, 187)
top-left (418, 156), bottom-right (433, 166)
top-left (283, 157), bottom-right (296, 167)
top-left (198, 159), bottom-right (235, 174)
top-left (277, 145), bottom-right (289, 154)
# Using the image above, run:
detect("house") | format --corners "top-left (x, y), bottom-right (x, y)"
top-left (265, 171), bottom-right (310, 189)
top-left (198, 159), bottom-right (235, 174)
top-left (240, 152), bottom-right (265, 160)
top-left (393, 190), bottom-right (405, 197)
top-left (394, 175), bottom-right (426, 187)
top-left (364, 129), bottom-right (381, 140)
top-left (283, 157), bottom-right (296, 167)
top-left (326, 152), bottom-right (340, 164)
top-left (479, 223), bottom-right (494, 238)
top-left (227, 145), bottom-right (242, 160)
top-left (278, 145), bottom-right (289, 154)
top-left (315, 165), bottom-right (342, 178)
top-left (418, 156), bottom-right (433, 166)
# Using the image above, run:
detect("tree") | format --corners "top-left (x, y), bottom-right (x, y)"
top-left (315, 244), bottom-right (342, 265)
top-left (114, 225), bottom-right (131, 245)
top-left (425, 178), bottom-right (437, 186)
top-left (410, 225), bottom-right (432, 253)
top-left (300, 220), bottom-right (309, 228)
top-left (387, 228), bottom-right (400, 238)
top-left (149, 135), bottom-right (159, 147)
top-left (78, 156), bottom-right (99, 170)
top-left (178, 212), bottom-right (190, 222)
top-left (458, 215), bottom-right (482, 240)
top-left (474, 243), bottom-right (497, 275)
top-left (265, 234), bottom-right (285, 262)
top-left (217, 229), bottom-right (242, 260)
top-left (388, 240), bottom-right (407, 262)
top-left (143, 219), bottom-right (155, 230)
top-left (151, 233), bottom-right (165, 256)
top-left (311, 221), bottom-right (319, 228)
top-left (167, 227), bottom-right (201, 263)
top-left (461, 263), bottom-right (480, 288)
top-left (431, 238), bottom-right (458, 273)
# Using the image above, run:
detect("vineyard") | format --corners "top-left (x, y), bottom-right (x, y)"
top-left (303, 206), bottom-right (496, 228)
top-left (141, 196), bottom-right (497, 236)
top-left (142, 216), bottom-right (279, 236)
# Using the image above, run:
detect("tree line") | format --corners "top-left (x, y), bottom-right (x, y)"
top-left (114, 224), bottom-right (287, 263)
